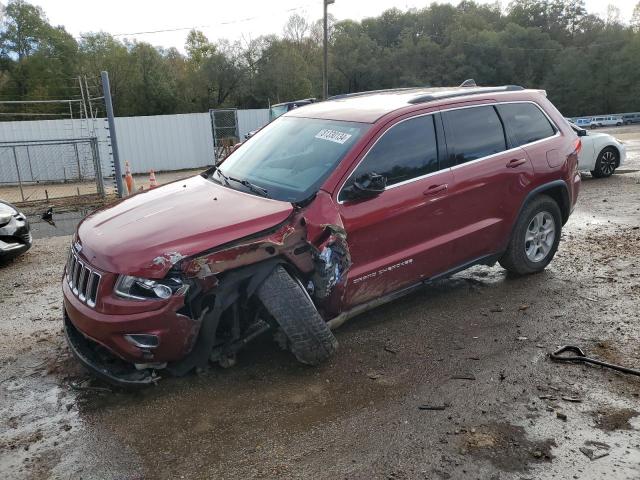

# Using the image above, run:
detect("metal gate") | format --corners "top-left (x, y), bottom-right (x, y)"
top-left (210, 108), bottom-right (239, 163)
top-left (0, 137), bottom-right (104, 203)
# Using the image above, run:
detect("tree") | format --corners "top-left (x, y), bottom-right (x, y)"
top-left (507, 0), bottom-right (587, 41)
top-left (283, 14), bottom-right (309, 44)
top-left (255, 37), bottom-right (312, 103)
top-left (632, 2), bottom-right (640, 32)
top-left (605, 4), bottom-right (621, 26)
top-left (331, 20), bottom-right (380, 93)
top-left (0, 0), bottom-right (77, 99)
top-left (185, 29), bottom-right (214, 68)
top-left (0, 0), bottom-right (47, 60)
top-left (126, 42), bottom-right (177, 115)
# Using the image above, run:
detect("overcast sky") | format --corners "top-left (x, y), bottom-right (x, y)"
top-left (28, 0), bottom-right (639, 51)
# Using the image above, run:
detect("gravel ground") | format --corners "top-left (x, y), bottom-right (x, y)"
top-left (1, 172), bottom-right (639, 479)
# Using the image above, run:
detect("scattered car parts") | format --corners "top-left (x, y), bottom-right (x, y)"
top-left (550, 345), bottom-right (640, 377)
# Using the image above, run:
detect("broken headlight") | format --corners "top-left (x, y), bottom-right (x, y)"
top-left (114, 275), bottom-right (184, 300)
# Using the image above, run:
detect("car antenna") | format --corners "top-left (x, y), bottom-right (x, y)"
top-left (459, 79), bottom-right (477, 87)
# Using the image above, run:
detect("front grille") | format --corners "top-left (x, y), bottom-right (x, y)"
top-left (66, 249), bottom-right (101, 308)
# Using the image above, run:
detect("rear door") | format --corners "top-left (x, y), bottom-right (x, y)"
top-left (337, 113), bottom-right (455, 307)
top-left (442, 104), bottom-right (536, 266)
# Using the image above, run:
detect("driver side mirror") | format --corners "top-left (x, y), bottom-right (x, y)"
top-left (577, 128), bottom-right (587, 137)
top-left (342, 172), bottom-right (387, 201)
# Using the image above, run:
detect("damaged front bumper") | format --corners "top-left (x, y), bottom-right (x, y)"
top-left (64, 312), bottom-right (159, 387)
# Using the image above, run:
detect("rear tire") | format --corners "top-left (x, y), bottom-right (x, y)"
top-left (591, 147), bottom-right (618, 178)
top-left (499, 195), bottom-right (562, 276)
top-left (257, 266), bottom-right (337, 365)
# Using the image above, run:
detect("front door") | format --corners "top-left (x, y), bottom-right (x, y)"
top-left (336, 113), bottom-right (456, 308)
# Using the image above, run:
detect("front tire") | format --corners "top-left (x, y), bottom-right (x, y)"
top-left (591, 147), bottom-right (618, 178)
top-left (499, 195), bottom-right (562, 275)
top-left (257, 266), bottom-right (337, 365)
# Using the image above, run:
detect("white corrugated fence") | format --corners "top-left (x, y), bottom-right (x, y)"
top-left (0, 109), bottom-right (270, 181)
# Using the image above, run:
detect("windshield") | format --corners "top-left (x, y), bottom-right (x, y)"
top-left (269, 105), bottom-right (289, 121)
top-left (214, 116), bottom-right (370, 203)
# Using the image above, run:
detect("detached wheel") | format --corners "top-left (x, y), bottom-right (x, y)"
top-left (257, 266), bottom-right (337, 365)
top-left (499, 195), bottom-right (562, 276)
top-left (591, 147), bottom-right (618, 178)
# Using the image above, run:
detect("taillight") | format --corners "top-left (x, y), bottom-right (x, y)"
top-left (573, 138), bottom-right (582, 155)
top-left (571, 138), bottom-right (581, 174)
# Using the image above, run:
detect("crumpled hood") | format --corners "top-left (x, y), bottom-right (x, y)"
top-left (77, 175), bottom-right (293, 278)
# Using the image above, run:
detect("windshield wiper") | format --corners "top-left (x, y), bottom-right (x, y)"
top-left (211, 166), bottom-right (269, 198)
top-left (213, 167), bottom-right (231, 186)
top-left (227, 176), bottom-right (270, 198)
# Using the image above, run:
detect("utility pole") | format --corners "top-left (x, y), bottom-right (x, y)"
top-left (323, 0), bottom-right (335, 100)
top-left (101, 71), bottom-right (125, 198)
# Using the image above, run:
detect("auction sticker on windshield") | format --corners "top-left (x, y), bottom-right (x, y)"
top-left (315, 129), bottom-right (352, 144)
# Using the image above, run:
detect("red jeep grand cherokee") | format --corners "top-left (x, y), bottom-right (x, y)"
top-left (63, 84), bottom-right (581, 386)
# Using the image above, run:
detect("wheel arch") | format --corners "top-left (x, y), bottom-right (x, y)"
top-left (516, 180), bottom-right (570, 228)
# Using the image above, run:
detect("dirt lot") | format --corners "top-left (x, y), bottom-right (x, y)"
top-left (1, 171), bottom-right (640, 479)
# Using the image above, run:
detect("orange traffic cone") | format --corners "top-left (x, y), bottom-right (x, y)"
top-left (149, 169), bottom-right (158, 189)
top-left (124, 160), bottom-right (135, 195)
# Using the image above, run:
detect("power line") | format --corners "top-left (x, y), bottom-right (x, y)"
top-left (111, 1), bottom-right (317, 37)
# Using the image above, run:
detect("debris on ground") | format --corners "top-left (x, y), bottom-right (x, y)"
top-left (561, 396), bottom-right (582, 403)
top-left (550, 345), bottom-right (640, 377)
top-left (451, 374), bottom-right (476, 380)
top-left (418, 404), bottom-right (447, 411)
top-left (592, 408), bottom-right (639, 431)
top-left (579, 441), bottom-right (611, 461)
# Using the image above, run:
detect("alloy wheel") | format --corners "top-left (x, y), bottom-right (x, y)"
top-left (600, 150), bottom-right (617, 176)
top-left (524, 212), bottom-right (556, 263)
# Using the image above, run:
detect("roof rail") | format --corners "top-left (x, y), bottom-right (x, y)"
top-left (328, 87), bottom-right (424, 101)
top-left (408, 85), bottom-right (525, 104)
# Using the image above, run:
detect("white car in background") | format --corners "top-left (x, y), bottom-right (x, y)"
top-left (589, 115), bottom-right (623, 128)
top-left (569, 122), bottom-right (626, 178)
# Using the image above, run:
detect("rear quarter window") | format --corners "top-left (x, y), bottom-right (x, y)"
top-left (497, 103), bottom-right (556, 147)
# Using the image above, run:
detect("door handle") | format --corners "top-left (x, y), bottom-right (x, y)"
top-left (506, 158), bottom-right (527, 168)
top-left (423, 184), bottom-right (448, 195)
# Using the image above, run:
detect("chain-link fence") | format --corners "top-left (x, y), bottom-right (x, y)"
top-left (0, 138), bottom-right (105, 204)
top-left (210, 109), bottom-right (239, 163)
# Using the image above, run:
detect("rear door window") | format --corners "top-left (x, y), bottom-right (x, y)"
top-left (497, 103), bottom-right (556, 147)
top-left (443, 106), bottom-right (507, 165)
top-left (342, 114), bottom-right (439, 197)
